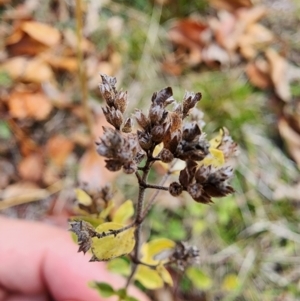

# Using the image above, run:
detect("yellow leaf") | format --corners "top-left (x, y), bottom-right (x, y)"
top-left (222, 274), bottom-right (240, 291)
top-left (157, 264), bottom-right (173, 286)
top-left (153, 143), bottom-right (163, 157)
top-left (141, 238), bottom-right (175, 265)
top-left (153, 143), bottom-right (169, 171)
top-left (99, 199), bottom-right (115, 219)
top-left (69, 215), bottom-right (103, 228)
top-left (75, 188), bottom-right (92, 206)
top-left (134, 265), bottom-right (164, 289)
top-left (209, 128), bottom-right (224, 149)
top-left (186, 267), bottom-right (212, 290)
top-left (202, 148), bottom-right (225, 167)
top-left (91, 222), bottom-right (135, 261)
top-left (112, 200), bottom-right (134, 224)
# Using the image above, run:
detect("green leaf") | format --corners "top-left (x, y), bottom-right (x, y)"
top-left (112, 200), bottom-right (134, 224)
top-left (125, 296), bottom-right (139, 301)
top-left (92, 223), bottom-right (136, 261)
top-left (91, 282), bottom-right (115, 297)
top-left (107, 257), bottom-right (131, 276)
top-left (116, 288), bottom-right (127, 299)
top-left (115, 289), bottom-right (139, 301)
top-left (186, 267), bottom-right (212, 291)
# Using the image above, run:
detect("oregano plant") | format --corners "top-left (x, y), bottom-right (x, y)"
top-left (70, 74), bottom-right (237, 300)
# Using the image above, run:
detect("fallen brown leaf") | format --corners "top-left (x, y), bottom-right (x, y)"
top-left (278, 118), bottom-right (300, 168)
top-left (246, 60), bottom-right (272, 89)
top-left (78, 147), bottom-right (117, 189)
top-left (41, 52), bottom-right (78, 72)
top-left (6, 33), bottom-right (48, 56)
top-left (265, 48), bottom-right (290, 101)
top-left (236, 5), bottom-right (267, 26)
top-left (18, 152), bottom-right (44, 182)
top-left (209, 0), bottom-right (252, 11)
top-left (21, 21), bottom-right (61, 47)
top-left (8, 90), bottom-right (53, 120)
top-left (239, 23), bottom-right (274, 60)
top-left (202, 43), bottom-right (235, 66)
top-left (1, 56), bottom-right (54, 83)
top-left (46, 135), bottom-right (74, 167)
top-left (168, 19), bottom-right (208, 66)
top-left (0, 181), bottom-right (62, 210)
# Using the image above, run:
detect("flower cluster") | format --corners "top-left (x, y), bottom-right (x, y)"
top-left (97, 74), bottom-right (145, 174)
top-left (97, 73), bottom-right (237, 203)
top-left (170, 160), bottom-right (234, 204)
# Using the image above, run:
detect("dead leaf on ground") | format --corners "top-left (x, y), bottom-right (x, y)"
top-left (278, 118), bottom-right (300, 168)
top-left (239, 23), bottom-right (274, 59)
top-left (161, 58), bottom-right (184, 76)
top-left (211, 10), bottom-right (241, 51)
top-left (1, 181), bottom-right (39, 200)
top-left (6, 21), bottom-right (61, 56)
top-left (168, 19), bottom-right (208, 66)
top-left (0, 181), bottom-right (62, 210)
top-left (0, 0), bottom-right (11, 5)
top-left (265, 48), bottom-right (290, 101)
top-left (202, 43), bottom-right (236, 66)
top-left (42, 165), bottom-right (61, 186)
top-left (6, 32), bottom-right (47, 56)
top-left (40, 52), bottom-right (78, 72)
top-left (78, 147), bottom-right (117, 189)
top-left (209, 0), bottom-right (252, 11)
top-left (1, 56), bottom-right (54, 83)
top-left (7, 90), bottom-right (53, 120)
top-left (18, 152), bottom-right (44, 182)
top-left (21, 21), bottom-right (61, 47)
top-left (46, 135), bottom-right (75, 167)
top-left (246, 60), bottom-right (272, 89)
top-left (236, 5), bottom-right (267, 27)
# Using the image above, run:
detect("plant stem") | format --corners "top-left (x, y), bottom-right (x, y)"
top-left (75, 0), bottom-right (93, 136)
top-left (140, 169), bottom-right (171, 221)
top-left (126, 159), bottom-right (176, 287)
top-left (144, 184), bottom-right (169, 190)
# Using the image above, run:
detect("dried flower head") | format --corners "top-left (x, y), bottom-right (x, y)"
top-left (170, 241), bottom-right (200, 271)
top-left (98, 73), bottom-right (237, 203)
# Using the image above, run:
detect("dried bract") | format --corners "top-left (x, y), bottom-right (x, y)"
top-left (170, 241), bottom-right (200, 270)
top-left (69, 220), bottom-right (95, 254)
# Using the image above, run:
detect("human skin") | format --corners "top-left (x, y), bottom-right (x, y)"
top-left (0, 217), bottom-right (149, 301)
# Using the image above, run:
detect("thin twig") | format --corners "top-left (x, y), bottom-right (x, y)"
top-left (144, 184), bottom-right (169, 191)
top-left (140, 161), bottom-right (177, 221)
top-left (75, 0), bottom-right (93, 136)
top-left (94, 222), bottom-right (135, 239)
